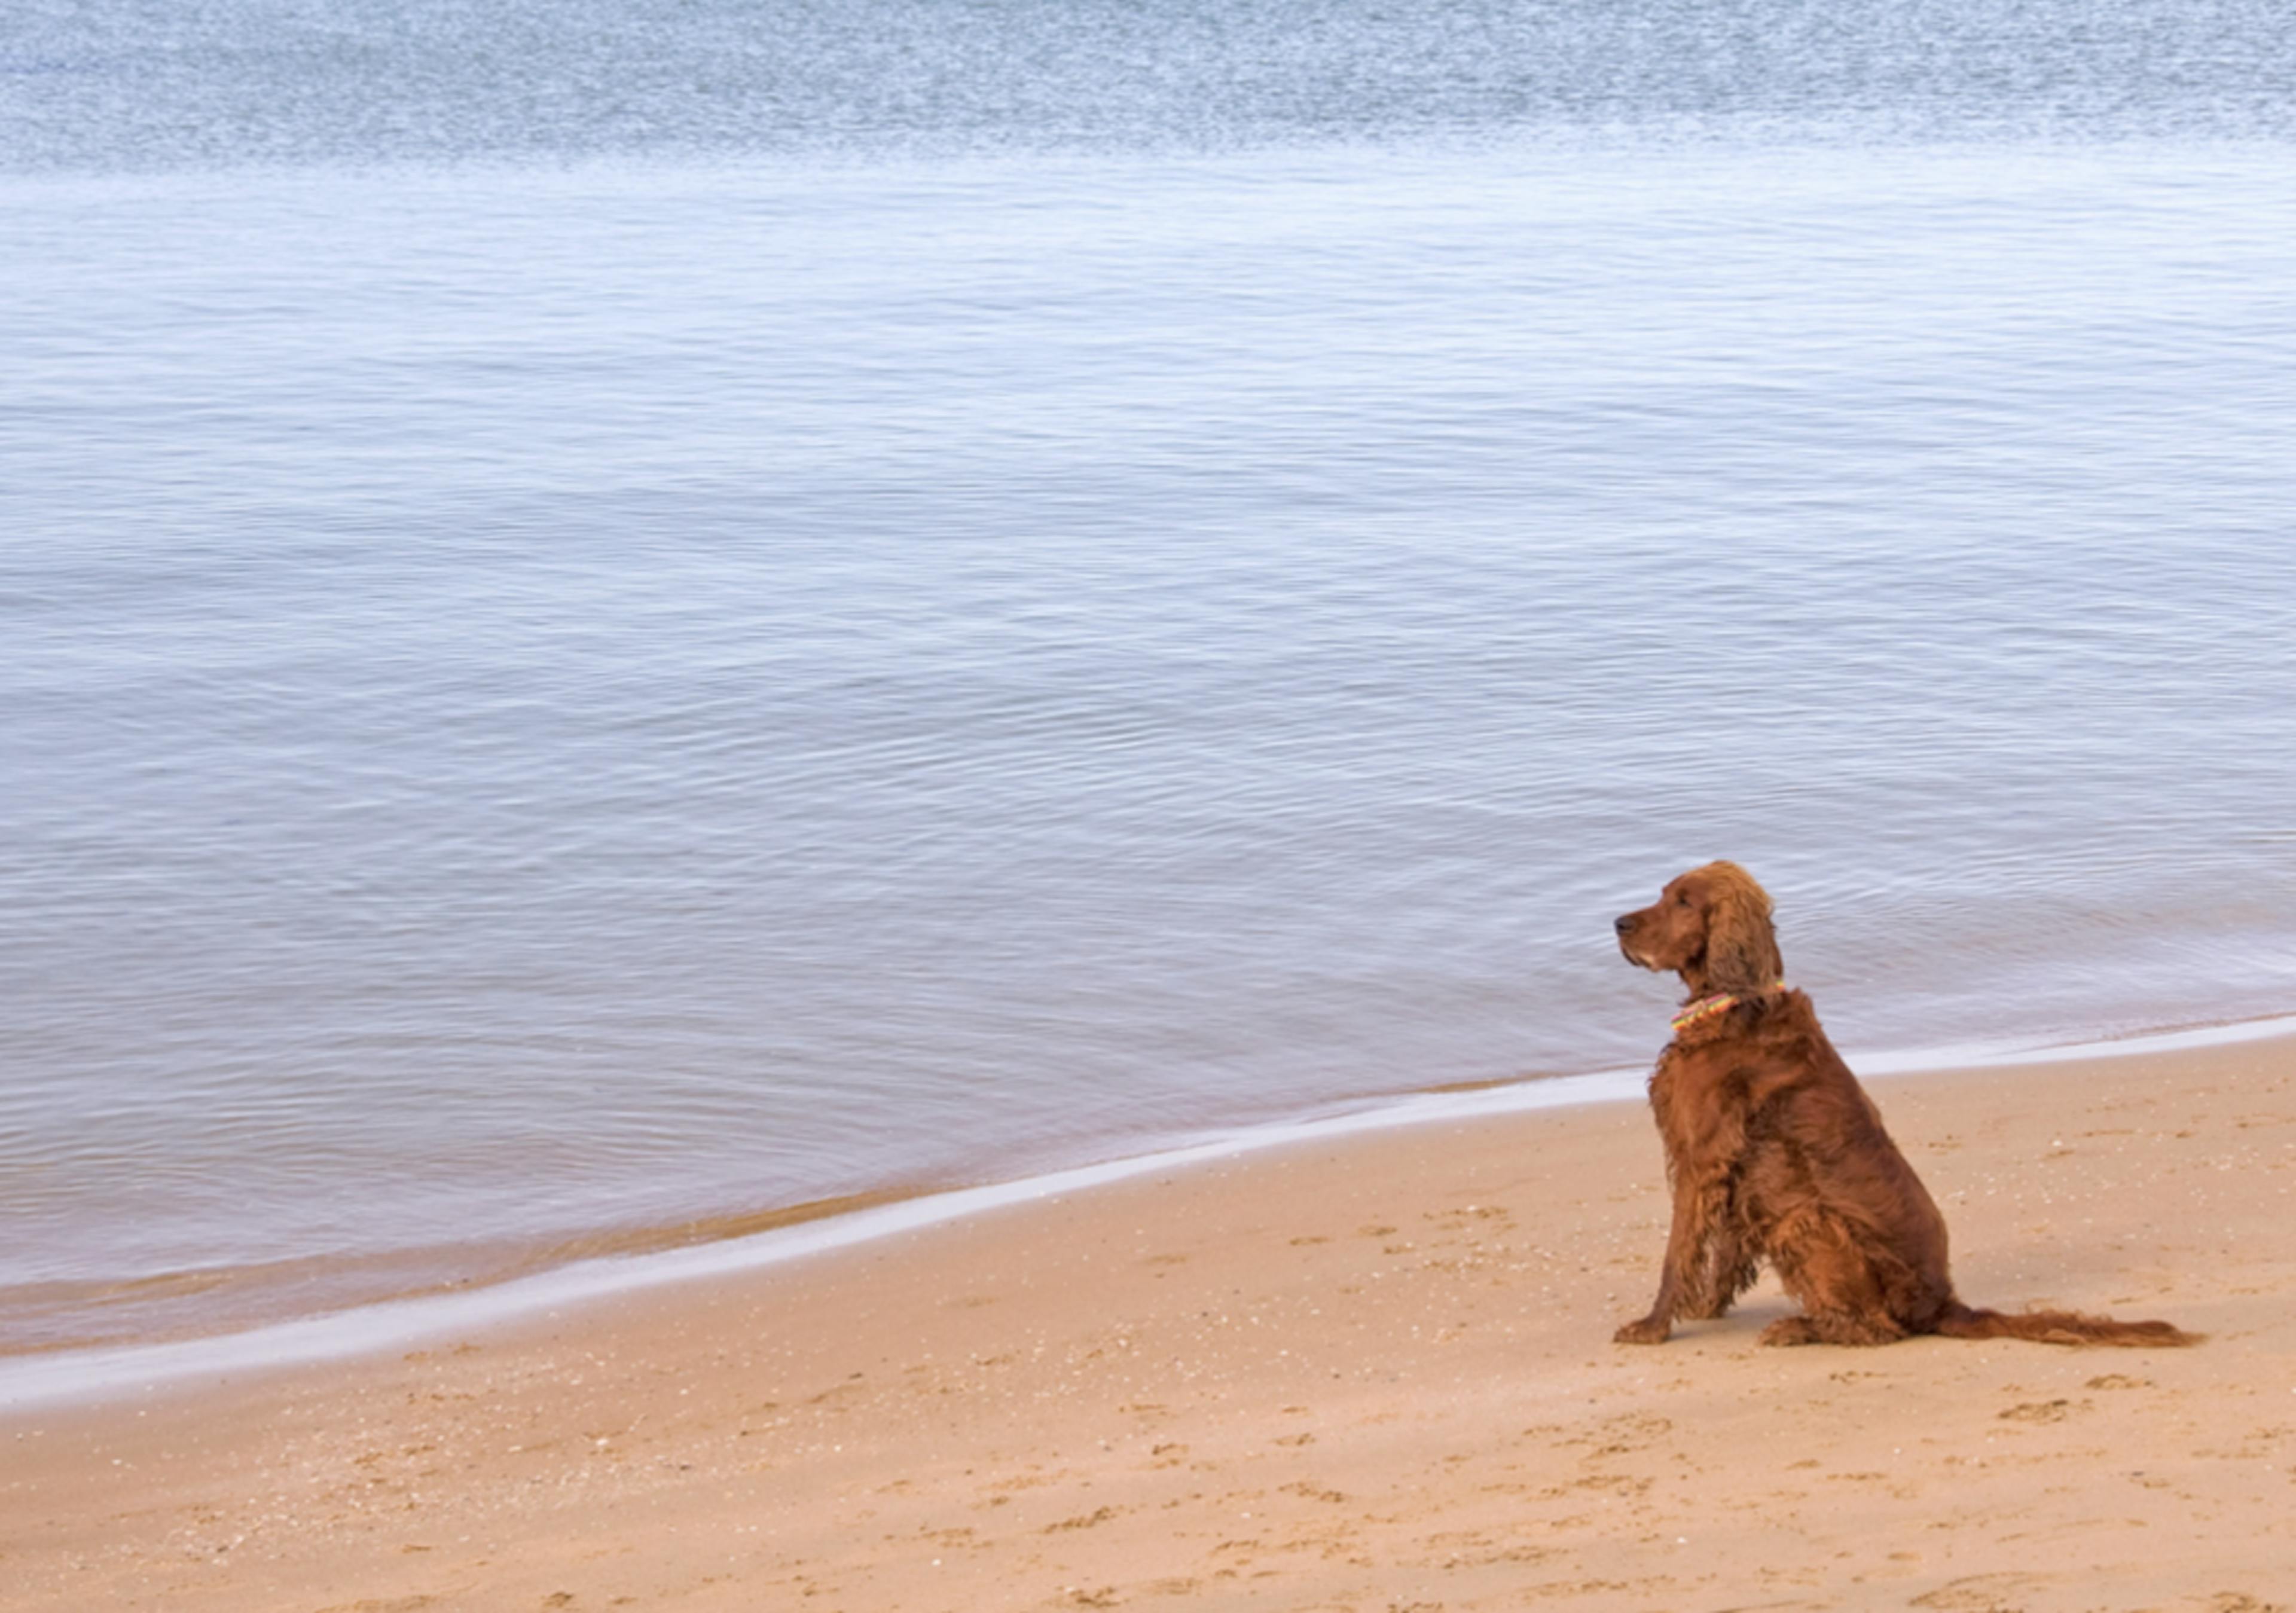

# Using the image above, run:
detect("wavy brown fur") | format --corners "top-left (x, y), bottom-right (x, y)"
top-left (1610, 862), bottom-right (2199, 1349)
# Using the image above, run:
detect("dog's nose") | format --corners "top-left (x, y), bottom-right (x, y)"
top-left (1614, 914), bottom-right (1636, 936)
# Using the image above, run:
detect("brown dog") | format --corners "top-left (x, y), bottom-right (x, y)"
top-left (1611, 862), bottom-right (2196, 1348)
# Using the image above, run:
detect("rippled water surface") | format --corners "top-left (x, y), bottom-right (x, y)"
top-left (4, 0), bottom-right (2295, 1355)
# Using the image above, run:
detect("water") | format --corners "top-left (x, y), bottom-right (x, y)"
top-left (4, 1), bottom-right (2295, 1360)
top-left (7, 0), bottom-right (2296, 167)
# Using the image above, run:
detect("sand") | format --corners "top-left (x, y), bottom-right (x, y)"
top-left (5, 1030), bottom-right (2294, 1613)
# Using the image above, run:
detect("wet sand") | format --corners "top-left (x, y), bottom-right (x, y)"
top-left (6, 1031), bottom-right (2293, 1612)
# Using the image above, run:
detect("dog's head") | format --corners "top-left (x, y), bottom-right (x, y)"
top-left (1614, 861), bottom-right (1783, 998)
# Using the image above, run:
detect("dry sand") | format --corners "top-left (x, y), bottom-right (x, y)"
top-left (6, 1031), bottom-right (2294, 1612)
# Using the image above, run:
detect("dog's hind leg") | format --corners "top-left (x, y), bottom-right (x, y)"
top-left (1760, 1309), bottom-right (1907, 1347)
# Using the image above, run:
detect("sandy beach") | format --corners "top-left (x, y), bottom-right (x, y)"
top-left (6, 1029), bottom-right (2292, 1613)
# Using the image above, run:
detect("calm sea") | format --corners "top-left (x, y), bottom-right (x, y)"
top-left (4, 0), bottom-right (2294, 1359)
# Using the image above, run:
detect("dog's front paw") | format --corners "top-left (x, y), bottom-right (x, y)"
top-left (1613, 1314), bottom-right (1671, 1346)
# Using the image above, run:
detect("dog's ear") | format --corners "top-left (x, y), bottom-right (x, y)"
top-left (1700, 863), bottom-right (1782, 994)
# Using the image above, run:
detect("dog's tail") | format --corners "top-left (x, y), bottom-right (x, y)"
top-left (1934, 1299), bottom-right (2200, 1348)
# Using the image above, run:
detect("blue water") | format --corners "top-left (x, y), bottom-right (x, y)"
top-left (4, 0), bottom-right (2295, 1356)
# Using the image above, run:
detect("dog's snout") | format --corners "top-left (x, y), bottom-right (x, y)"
top-left (1614, 913), bottom-right (1637, 936)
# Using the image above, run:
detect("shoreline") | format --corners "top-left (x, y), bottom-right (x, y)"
top-left (8, 1007), bottom-right (2296, 1416)
top-left (7, 1020), bottom-right (2292, 1609)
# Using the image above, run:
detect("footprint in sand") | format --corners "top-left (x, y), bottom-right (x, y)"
top-left (1911, 1574), bottom-right (2056, 1610)
top-left (1043, 1505), bottom-right (1126, 1533)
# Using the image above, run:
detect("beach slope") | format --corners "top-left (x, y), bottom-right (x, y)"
top-left (6, 1034), bottom-right (2293, 1612)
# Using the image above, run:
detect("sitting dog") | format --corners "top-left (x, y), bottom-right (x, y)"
top-left (1611, 861), bottom-right (2196, 1348)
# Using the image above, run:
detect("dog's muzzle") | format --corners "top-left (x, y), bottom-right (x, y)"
top-left (1614, 913), bottom-right (1650, 967)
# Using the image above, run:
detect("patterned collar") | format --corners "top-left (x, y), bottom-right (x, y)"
top-left (1671, 982), bottom-right (1788, 1035)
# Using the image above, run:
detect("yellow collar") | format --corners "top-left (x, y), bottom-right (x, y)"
top-left (1671, 982), bottom-right (1787, 1035)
